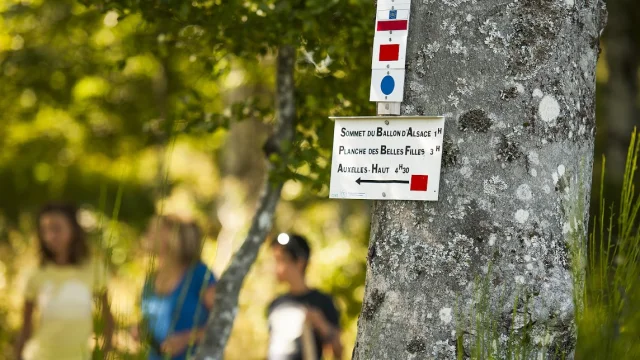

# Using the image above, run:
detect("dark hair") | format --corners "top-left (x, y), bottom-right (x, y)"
top-left (37, 202), bottom-right (89, 266)
top-left (271, 233), bottom-right (311, 268)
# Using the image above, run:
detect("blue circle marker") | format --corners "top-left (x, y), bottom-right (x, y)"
top-left (380, 75), bottom-right (395, 96)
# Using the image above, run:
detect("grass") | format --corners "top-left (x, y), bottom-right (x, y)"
top-left (457, 263), bottom-right (537, 360)
top-left (576, 127), bottom-right (640, 359)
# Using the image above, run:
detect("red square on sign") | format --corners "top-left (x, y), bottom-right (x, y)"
top-left (379, 44), bottom-right (400, 61)
top-left (410, 175), bottom-right (428, 191)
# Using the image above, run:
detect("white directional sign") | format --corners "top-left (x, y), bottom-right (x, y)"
top-left (370, 69), bottom-right (405, 102)
top-left (329, 116), bottom-right (446, 201)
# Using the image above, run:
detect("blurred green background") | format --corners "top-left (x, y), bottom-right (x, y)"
top-left (0, 0), bottom-right (638, 359)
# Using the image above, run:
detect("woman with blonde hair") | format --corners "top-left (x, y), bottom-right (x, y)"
top-left (135, 215), bottom-right (216, 360)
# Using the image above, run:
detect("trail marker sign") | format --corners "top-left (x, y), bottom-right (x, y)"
top-left (329, 116), bottom-right (445, 201)
top-left (372, 34), bottom-right (408, 69)
top-left (370, 69), bottom-right (405, 102)
top-left (376, 6), bottom-right (410, 33)
top-left (370, 0), bottom-right (412, 108)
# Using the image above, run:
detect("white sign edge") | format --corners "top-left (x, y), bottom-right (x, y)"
top-left (377, 0), bottom-right (412, 8)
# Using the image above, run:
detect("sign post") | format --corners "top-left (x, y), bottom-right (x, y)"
top-left (328, 1), bottom-right (446, 202)
top-left (329, 116), bottom-right (445, 201)
top-left (369, 0), bottom-right (412, 113)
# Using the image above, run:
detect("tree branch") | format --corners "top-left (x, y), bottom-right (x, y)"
top-left (194, 44), bottom-right (296, 360)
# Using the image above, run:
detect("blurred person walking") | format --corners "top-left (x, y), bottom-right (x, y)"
top-left (267, 233), bottom-right (343, 360)
top-left (133, 215), bottom-right (217, 360)
top-left (14, 202), bottom-right (114, 360)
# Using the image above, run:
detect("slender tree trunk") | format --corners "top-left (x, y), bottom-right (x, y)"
top-left (354, 1), bottom-right (606, 359)
top-left (213, 119), bottom-right (270, 275)
top-left (151, 61), bottom-right (171, 206)
top-left (194, 45), bottom-right (296, 360)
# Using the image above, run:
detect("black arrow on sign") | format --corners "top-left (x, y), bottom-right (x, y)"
top-left (356, 177), bottom-right (410, 185)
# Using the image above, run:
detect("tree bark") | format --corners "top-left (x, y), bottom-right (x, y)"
top-left (354, 1), bottom-right (606, 359)
top-left (194, 45), bottom-right (296, 360)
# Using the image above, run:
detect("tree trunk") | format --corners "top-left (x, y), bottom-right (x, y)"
top-left (213, 119), bottom-right (270, 275)
top-left (194, 45), bottom-right (296, 360)
top-left (354, 1), bottom-right (606, 359)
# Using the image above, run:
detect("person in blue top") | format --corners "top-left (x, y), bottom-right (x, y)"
top-left (133, 215), bottom-right (217, 360)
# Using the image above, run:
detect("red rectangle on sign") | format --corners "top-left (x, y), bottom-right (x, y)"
top-left (379, 44), bottom-right (400, 61)
top-left (410, 175), bottom-right (428, 191)
top-left (377, 20), bottom-right (409, 31)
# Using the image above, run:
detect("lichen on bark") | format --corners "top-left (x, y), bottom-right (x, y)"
top-left (353, 0), bottom-right (606, 359)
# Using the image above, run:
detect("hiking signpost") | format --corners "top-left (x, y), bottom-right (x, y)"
top-left (329, 0), bottom-right (446, 201)
top-left (369, 0), bottom-right (410, 106)
top-left (329, 116), bottom-right (445, 201)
